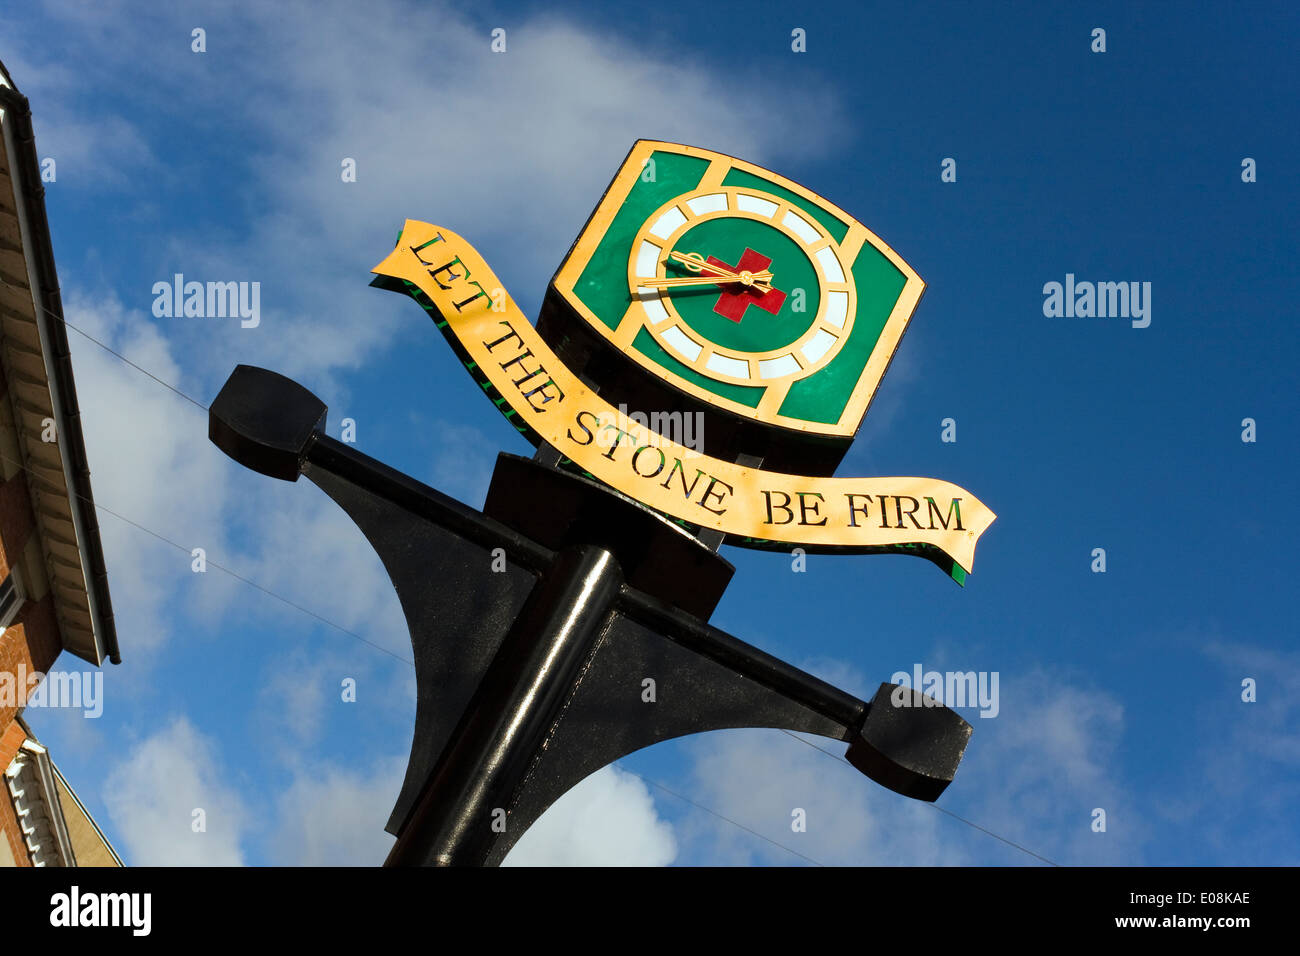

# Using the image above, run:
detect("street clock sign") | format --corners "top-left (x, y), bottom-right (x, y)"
top-left (548, 141), bottom-right (921, 448)
top-left (373, 141), bottom-right (994, 583)
top-left (211, 140), bottom-right (994, 865)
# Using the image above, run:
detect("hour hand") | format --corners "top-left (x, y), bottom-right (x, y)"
top-left (648, 252), bottom-right (773, 291)
top-left (638, 273), bottom-right (773, 291)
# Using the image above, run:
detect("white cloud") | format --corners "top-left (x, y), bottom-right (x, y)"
top-left (251, 636), bottom-right (416, 764)
top-left (1204, 641), bottom-right (1300, 767)
top-left (1157, 641), bottom-right (1300, 862)
top-left (0, 45), bottom-right (157, 188)
top-left (797, 655), bottom-right (874, 701)
top-left (226, 477), bottom-right (409, 646)
top-left (427, 419), bottom-right (497, 507)
top-left (64, 281), bottom-right (410, 660)
top-left (267, 756), bottom-right (676, 867)
top-left (63, 292), bottom-right (233, 656)
top-left (102, 717), bottom-right (247, 865)
top-left (928, 667), bottom-right (1138, 865)
top-left (503, 765), bottom-right (677, 866)
top-left (264, 744), bottom-right (676, 867)
top-left (254, 648), bottom-right (343, 750)
top-left (678, 728), bottom-right (959, 866)
top-left (268, 758), bottom-right (405, 866)
top-left (669, 664), bottom-right (1137, 866)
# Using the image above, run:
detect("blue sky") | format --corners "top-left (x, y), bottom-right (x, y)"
top-left (6, 0), bottom-right (1298, 865)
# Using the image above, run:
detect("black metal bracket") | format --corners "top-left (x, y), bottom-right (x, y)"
top-left (209, 364), bottom-right (974, 865)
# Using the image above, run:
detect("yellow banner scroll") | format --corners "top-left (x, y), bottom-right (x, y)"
top-left (374, 221), bottom-right (995, 583)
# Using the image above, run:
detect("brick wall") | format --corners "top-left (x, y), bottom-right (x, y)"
top-left (0, 719), bottom-right (29, 865)
top-left (0, 463), bottom-right (63, 866)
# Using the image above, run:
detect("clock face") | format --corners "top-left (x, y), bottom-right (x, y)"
top-left (627, 185), bottom-right (857, 389)
top-left (550, 141), bottom-right (924, 439)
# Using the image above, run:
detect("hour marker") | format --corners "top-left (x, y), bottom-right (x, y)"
top-left (635, 240), bottom-right (662, 278)
top-left (640, 297), bottom-right (669, 324)
top-left (736, 193), bottom-right (779, 218)
top-left (801, 329), bottom-right (838, 364)
top-left (686, 193), bottom-right (728, 215)
top-left (815, 247), bottom-right (845, 283)
top-left (705, 353), bottom-right (750, 378)
top-left (649, 207), bottom-right (688, 239)
top-left (782, 209), bottom-right (821, 244)
top-left (825, 290), bottom-right (849, 328)
top-left (662, 325), bottom-right (702, 361)
top-left (759, 354), bottom-right (801, 379)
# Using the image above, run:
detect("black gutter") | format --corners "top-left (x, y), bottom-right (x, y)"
top-left (0, 77), bottom-right (120, 665)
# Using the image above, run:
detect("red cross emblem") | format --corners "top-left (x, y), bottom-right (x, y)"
top-left (705, 249), bottom-right (786, 322)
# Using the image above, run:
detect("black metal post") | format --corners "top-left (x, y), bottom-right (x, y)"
top-left (385, 544), bottom-right (624, 866)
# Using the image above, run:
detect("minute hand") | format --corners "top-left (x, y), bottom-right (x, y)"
top-left (639, 273), bottom-right (774, 291)
top-left (650, 253), bottom-right (774, 290)
top-left (668, 250), bottom-right (767, 279)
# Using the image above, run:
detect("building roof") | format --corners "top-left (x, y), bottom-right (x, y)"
top-left (2, 715), bottom-right (122, 866)
top-left (0, 60), bottom-right (119, 666)
top-left (4, 734), bottom-right (76, 865)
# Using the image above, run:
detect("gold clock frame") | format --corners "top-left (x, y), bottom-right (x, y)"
top-left (551, 140), bottom-right (925, 439)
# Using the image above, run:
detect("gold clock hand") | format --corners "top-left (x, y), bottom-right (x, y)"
top-left (669, 251), bottom-right (723, 273)
top-left (668, 251), bottom-right (759, 279)
top-left (659, 251), bottom-right (773, 290)
top-left (639, 273), bottom-right (774, 291)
